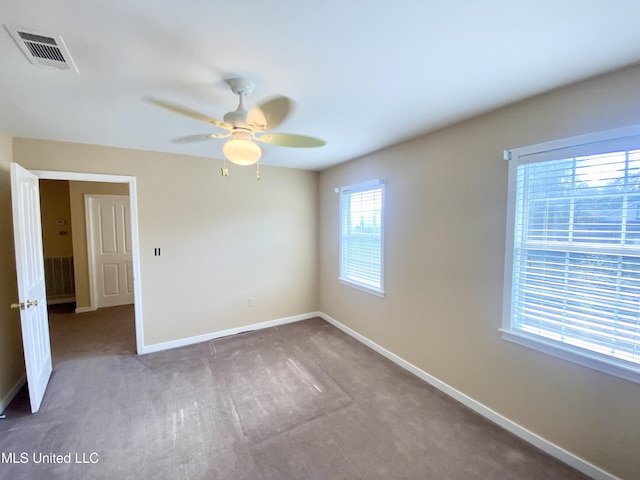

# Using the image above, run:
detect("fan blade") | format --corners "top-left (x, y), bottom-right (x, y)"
top-left (247, 96), bottom-right (292, 132)
top-left (145, 97), bottom-right (232, 130)
top-left (255, 133), bottom-right (325, 148)
top-left (172, 133), bottom-right (231, 143)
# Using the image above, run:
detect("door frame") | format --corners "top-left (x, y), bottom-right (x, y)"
top-left (31, 169), bottom-right (144, 354)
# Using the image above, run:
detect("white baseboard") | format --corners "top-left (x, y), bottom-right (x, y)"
top-left (75, 306), bottom-right (96, 314)
top-left (0, 375), bottom-right (26, 414)
top-left (141, 312), bottom-right (322, 355)
top-left (318, 312), bottom-right (619, 480)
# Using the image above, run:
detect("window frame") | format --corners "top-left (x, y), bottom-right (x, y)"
top-left (502, 124), bottom-right (640, 384)
top-left (339, 178), bottom-right (385, 297)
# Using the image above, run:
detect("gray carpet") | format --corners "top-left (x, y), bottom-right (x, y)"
top-left (0, 304), bottom-right (589, 480)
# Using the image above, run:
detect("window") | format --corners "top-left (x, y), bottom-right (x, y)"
top-left (339, 179), bottom-right (385, 297)
top-left (502, 126), bottom-right (640, 383)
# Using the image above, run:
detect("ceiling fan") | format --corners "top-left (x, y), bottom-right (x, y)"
top-left (147, 77), bottom-right (325, 178)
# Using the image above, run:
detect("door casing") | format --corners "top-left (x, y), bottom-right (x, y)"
top-left (31, 169), bottom-right (144, 354)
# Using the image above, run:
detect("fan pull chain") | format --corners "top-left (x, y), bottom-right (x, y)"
top-left (256, 159), bottom-right (260, 181)
top-left (221, 157), bottom-right (229, 177)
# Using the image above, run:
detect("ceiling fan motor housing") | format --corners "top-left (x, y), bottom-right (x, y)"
top-left (223, 109), bottom-right (248, 128)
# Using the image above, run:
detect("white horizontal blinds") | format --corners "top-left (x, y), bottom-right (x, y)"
top-left (341, 181), bottom-right (383, 290)
top-left (513, 147), bottom-right (640, 364)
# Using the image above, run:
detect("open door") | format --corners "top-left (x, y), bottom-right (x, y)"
top-left (10, 163), bottom-right (52, 413)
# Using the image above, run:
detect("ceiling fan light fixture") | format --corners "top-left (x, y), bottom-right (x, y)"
top-left (223, 131), bottom-right (261, 166)
top-left (148, 76), bottom-right (325, 174)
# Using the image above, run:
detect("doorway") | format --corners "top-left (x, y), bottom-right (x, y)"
top-left (31, 169), bottom-right (144, 354)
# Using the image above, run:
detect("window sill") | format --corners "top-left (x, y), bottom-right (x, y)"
top-left (500, 328), bottom-right (640, 385)
top-left (339, 278), bottom-right (385, 298)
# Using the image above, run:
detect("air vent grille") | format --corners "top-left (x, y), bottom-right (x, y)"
top-left (24, 40), bottom-right (66, 63)
top-left (5, 25), bottom-right (78, 72)
top-left (18, 31), bottom-right (58, 45)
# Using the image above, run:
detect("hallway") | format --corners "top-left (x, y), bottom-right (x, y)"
top-left (48, 303), bottom-right (136, 362)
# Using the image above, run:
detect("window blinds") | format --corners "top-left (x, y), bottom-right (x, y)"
top-left (511, 147), bottom-right (640, 366)
top-left (340, 180), bottom-right (384, 294)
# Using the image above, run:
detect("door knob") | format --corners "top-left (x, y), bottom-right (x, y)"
top-left (10, 300), bottom-right (38, 310)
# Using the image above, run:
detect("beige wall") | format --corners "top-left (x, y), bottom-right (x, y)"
top-left (0, 131), bottom-right (25, 409)
top-left (318, 63), bottom-right (640, 479)
top-left (68, 181), bottom-right (129, 309)
top-left (12, 141), bottom-right (319, 346)
top-left (39, 180), bottom-right (73, 258)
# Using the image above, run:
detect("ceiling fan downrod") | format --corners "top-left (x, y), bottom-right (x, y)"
top-left (223, 78), bottom-right (255, 127)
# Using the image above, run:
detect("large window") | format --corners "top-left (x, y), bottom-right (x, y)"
top-left (339, 179), bottom-right (385, 297)
top-left (503, 126), bottom-right (640, 383)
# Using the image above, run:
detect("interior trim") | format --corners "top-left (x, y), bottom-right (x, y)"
top-left (31, 169), bottom-right (145, 356)
top-left (140, 311), bottom-right (322, 355)
top-left (74, 306), bottom-right (96, 314)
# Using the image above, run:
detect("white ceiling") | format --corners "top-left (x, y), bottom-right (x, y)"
top-left (2, 1), bottom-right (640, 171)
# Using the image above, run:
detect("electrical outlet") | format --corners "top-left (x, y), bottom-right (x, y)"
top-left (248, 297), bottom-right (255, 307)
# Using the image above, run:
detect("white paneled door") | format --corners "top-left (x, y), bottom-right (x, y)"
top-left (10, 163), bottom-right (52, 413)
top-left (86, 195), bottom-right (134, 308)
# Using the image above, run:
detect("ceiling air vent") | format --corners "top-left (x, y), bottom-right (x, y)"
top-left (5, 25), bottom-right (78, 72)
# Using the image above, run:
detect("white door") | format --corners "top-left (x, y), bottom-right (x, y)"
top-left (10, 163), bottom-right (52, 413)
top-left (86, 195), bottom-right (134, 308)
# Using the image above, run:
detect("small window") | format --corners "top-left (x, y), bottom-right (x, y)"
top-left (502, 125), bottom-right (640, 384)
top-left (339, 179), bottom-right (385, 297)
